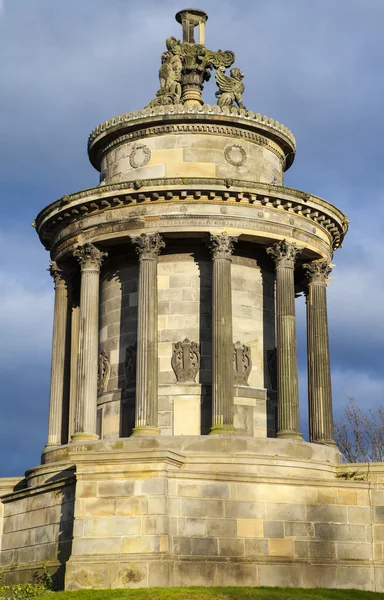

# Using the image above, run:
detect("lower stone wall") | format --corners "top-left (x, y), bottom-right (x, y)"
top-left (0, 474), bottom-right (75, 586)
top-left (1, 441), bottom-right (383, 591)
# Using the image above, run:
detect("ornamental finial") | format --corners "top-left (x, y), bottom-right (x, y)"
top-left (145, 9), bottom-right (246, 109)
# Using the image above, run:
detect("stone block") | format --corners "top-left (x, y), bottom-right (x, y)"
top-left (121, 535), bottom-right (160, 553)
top-left (215, 563), bottom-right (257, 587)
top-left (207, 518), bottom-right (237, 537)
top-left (139, 478), bottom-right (166, 496)
top-left (337, 542), bottom-right (372, 560)
top-left (177, 483), bottom-right (201, 498)
top-left (142, 515), bottom-right (167, 535)
top-left (218, 538), bottom-right (245, 556)
top-left (174, 397), bottom-right (200, 436)
top-left (172, 561), bottom-right (216, 586)
top-left (172, 536), bottom-right (192, 555)
top-left (73, 537), bottom-right (122, 555)
top-left (348, 506), bottom-right (371, 523)
top-left (309, 541), bottom-right (336, 559)
top-left (307, 504), bottom-right (347, 523)
top-left (147, 561), bottom-right (171, 587)
top-left (225, 500), bottom-right (265, 519)
top-left (202, 483), bottom-right (229, 499)
top-left (237, 518), bottom-right (263, 538)
top-left (284, 521), bottom-right (314, 538)
top-left (295, 540), bottom-right (309, 558)
top-left (115, 496), bottom-right (147, 516)
top-left (182, 498), bottom-right (224, 518)
top-left (373, 525), bottom-right (384, 541)
top-left (191, 537), bottom-right (218, 556)
top-left (179, 517), bottom-right (206, 537)
top-left (166, 162), bottom-right (216, 178)
top-left (315, 523), bottom-right (366, 542)
top-left (111, 563), bottom-right (147, 588)
top-left (266, 502), bottom-right (306, 521)
top-left (375, 506), bottom-right (384, 523)
top-left (244, 539), bottom-right (269, 557)
top-left (148, 496), bottom-right (167, 515)
top-left (337, 489), bottom-right (358, 505)
top-left (263, 520), bottom-right (284, 538)
top-left (268, 539), bottom-right (295, 557)
top-left (97, 480), bottom-right (134, 497)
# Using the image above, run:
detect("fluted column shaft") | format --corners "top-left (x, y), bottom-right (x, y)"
top-left (209, 234), bottom-right (237, 434)
top-left (132, 233), bottom-right (165, 435)
top-left (267, 240), bottom-right (302, 439)
top-left (68, 301), bottom-right (80, 441)
top-left (72, 244), bottom-right (107, 441)
top-left (304, 260), bottom-right (335, 445)
top-left (46, 262), bottom-right (71, 447)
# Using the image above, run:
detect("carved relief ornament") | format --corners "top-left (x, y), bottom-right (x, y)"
top-left (171, 338), bottom-right (200, 383)
top-left (129, 145), bottom-right (151, 169)
top-left (98, 350), bottom-right (110, 395)
top-left (233, 341), bottom-right (252, 385)
top-left (303, 260), bottom-right (332, 284)
top-left (224, 144), bottom-right (247, 167)
top-left (73, 243), bottom-right (107, 270)
top-left (266, 239), bottom-right (302, 269)
top-left (124, 342), bottom-right (137, 386)
top-left (132, 233), bottom-right (165, 260)
top-left (209, 233), bottom-right (238, 259)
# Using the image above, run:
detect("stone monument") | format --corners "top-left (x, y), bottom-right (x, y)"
top-left (0, 8), bottom-right (383, 592)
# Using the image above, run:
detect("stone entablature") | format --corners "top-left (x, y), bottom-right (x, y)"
top-left (34, 181), bottom-right (348, 256)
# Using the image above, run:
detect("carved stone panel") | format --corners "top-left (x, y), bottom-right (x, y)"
top-left (171, 338), bottom-right (200, 383)
top-left (124, 343), bottom-right (137, 386)
top-left (233, 341), bottom-right (252, 385)
top-left (98, 350), bottom-right (110, 395)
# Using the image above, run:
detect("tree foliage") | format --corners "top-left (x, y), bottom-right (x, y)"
top-left (334, 397), bottom-right (384, 463)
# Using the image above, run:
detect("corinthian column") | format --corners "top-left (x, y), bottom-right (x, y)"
top-left (132, 233), bottom-right (165, 436)
top-left (209, 233), bottom-right (238, 434)
top-left (303, 260), bottom-right (335, 445)
top-left (267, 240), bottom-right (302, 439)
top-left (46, 261), bottom-right (72, 448)
top-left (72, 243), bottom-right (107, 442)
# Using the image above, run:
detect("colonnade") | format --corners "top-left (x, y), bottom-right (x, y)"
top-left (45, 234), bottom-right (335, 449)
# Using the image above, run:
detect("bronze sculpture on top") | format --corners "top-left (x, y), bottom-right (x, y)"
top-left (3, 8), bottom-right (379, 596)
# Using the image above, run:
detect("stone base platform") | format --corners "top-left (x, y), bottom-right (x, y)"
top-left (0, 437), bottom-right (383, 591)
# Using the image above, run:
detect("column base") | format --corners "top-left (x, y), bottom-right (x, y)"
top-left (42, 442), bottom-right (61, 453)
top-left (131, 426), bottom-right (161, 436)
top-left (276, 430), bottom-right (303, 441)
top-left (209, 424), bottom-right (237, 435)
top-left (71, 432), bottom-right (99, 443)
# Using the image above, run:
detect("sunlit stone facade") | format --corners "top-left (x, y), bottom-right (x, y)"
top-left (1, 8), bottom-right (383, 593)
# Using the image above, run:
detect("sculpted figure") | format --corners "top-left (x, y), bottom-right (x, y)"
top-left (215, 66), bottom-right (246, 109)
top-left (146, 49), bottom-right (182, 107)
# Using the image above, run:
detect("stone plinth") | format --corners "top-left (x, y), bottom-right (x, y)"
top-left (1, 437), bottom-right (383, 591)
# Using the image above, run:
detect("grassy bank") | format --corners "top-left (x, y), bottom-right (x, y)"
top-left (33, 587), bottom-right (384, 600)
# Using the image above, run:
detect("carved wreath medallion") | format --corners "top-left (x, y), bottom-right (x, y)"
top-left (129, 145), bottom-right (151, 169)
top-left (224, 144), bottom-right (247, 167)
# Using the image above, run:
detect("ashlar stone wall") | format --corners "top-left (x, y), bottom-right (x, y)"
top-left (96, 248), bottom-right (275, 439)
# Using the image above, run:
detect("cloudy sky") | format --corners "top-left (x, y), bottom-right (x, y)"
top-left (1, 0), bottom-right (383, 477)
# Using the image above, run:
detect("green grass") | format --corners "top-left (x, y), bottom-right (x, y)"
top-left (33, 587), bottom-right (384, 600)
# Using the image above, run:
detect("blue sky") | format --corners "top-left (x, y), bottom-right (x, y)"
top-left (1, 0), bottom-right (383, 476)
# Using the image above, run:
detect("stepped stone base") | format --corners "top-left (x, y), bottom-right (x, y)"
top-left (0, 437), bottom-right (383, 591)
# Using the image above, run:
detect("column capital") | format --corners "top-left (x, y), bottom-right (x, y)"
top-left (48, 261), bottom-right (74, 290)
top-left (303, 260), bottom-right (332, 284)
top-left (266, 239), bottom-right (302, 269)
top-left (132, 233), bottom-right (165, 260)
top-left (209, 233), bottom-right (238, 260)
top-left (73, 243), bottom-right (107, 271)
